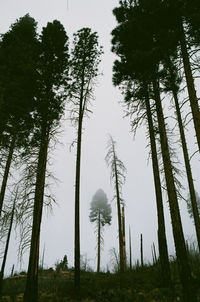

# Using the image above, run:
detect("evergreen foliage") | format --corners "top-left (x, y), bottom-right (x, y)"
top-left (89, 189), bottom-right (112, 273)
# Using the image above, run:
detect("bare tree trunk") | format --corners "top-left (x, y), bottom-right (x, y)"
top-left (167, 60), bottom-right (200, 252)
top-left (0, 198), bottom-right (15, 296)
top-left (153, 242), bottom-right (157, 264)
top-left (0, 131), bottom-right (16, 216)
top-left (140, 234), bottom-right (143, 267)
top-left (144, 88), bottom-right (171, 287)
top-left (153, 78), bottom-right (196, 302)
top-left (122, 205), bottom-right (126, 271)
top-left (41, 244), bottom-right (45, 270)
top-left (74, 80), bottom-right (84, 292)
top-left (114, 158), bottom-right (124, 274)
top-left (151, 245), bottom-right (155, 265)
top-left (129, 226), bottom-right (132, 271)
top-left (97, 211), bottom-right (101, 273)
top-left (23, 122), bottom-right (49, 302)
top-left (179, 20), bottom-right (200, 152)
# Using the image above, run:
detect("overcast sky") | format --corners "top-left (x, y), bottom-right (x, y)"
top-left (1, 0), bottom-right (200, 274)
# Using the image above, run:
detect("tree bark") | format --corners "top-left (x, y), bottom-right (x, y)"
top-left (0, 198), bottom-right (15, 296)
top-left (153, 78), bottom-right (196, 302)
top-left (97, 211), bottom-right (101, 273)
top-left (144, 89), bottom-right (171, 287)
top-left (0, 131), bottom-right (16, 216)
top-left (23, 122), bottom-right (49, 302)
top-left (179, 20), bottom-right (200, 152)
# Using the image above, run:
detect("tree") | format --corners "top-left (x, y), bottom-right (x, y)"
top-left (111, 1), bottom-right (196, 299)
top-left (23, 20), bottom-right (69, 302)
top-left (105, 136), bottom-right (126, 274)
top-left (187, 191), bottom-right (200, 221)
top-left (0, 14), bottom-right (38, 216)
top-left (162, 59), bottom-right (200, 252)
top-left (89, 188), bottom-right (112, 273)
top-left (69, 27), bottom-right (102, 291)
top-left (55, 255), bottom-right (68, 271)
top-left (121, 205), bottom-right (126, 270)
top-left (0, 187), bottom-right (19, 296)
top-left (112, 2), bottom-right (172, 288)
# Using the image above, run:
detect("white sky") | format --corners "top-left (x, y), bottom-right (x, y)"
top-left (1, 0), bottom-right (200, 274)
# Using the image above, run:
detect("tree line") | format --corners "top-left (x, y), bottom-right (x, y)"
top-left (111, 0), bottom-right (200, 301)
top-left (0, 14), bottom-right (103, 302)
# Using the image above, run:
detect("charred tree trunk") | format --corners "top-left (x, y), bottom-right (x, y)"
top-left (23, 121), bottom-right (49, 302)
top-left (152, 245), bottom-right (156, 265)
top-left (97, 211), bottom-right (101, 273)
top-left (140, 234), bottom-right (143, 267)
top-left (153, 78), bottom-right (196, 302)
top-left (0, 198), bottom-right (15, 296)
top-left (114, 158), bottom-right (124, 274)
top-left (179, 21), bottom-right (200, 152)
top-left (153, 242), bottom-right (157, 264)
top-left (122, 205), bottom-right (126, 271)
top-left (129, 226), bottom-right (132, 271)
top-left (0, 131), bottom-right (16, 216)
top-left (144, 87), bottom-right (171, 287)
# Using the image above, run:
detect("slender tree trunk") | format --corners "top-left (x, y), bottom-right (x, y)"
top-left (179, 20), bottom-right (200, 152)
top-left (97, 211), bottom-right (101, 273)
top-left (23, 122), bottom-right (49, 302)
top-left (0, 198), bottom-right (15, 296)
top-left (140, 233), bottom-right (143, 267)
top-left (153, 78), bottom-right (196, 302)
top-left (74, 77), bottom-right (85, 292)
top-left (167, 64), bottom-right (200, 252)
top-left (11, 265), bottom-right (14, 277)
top-left (153, 242), bottom-right (157, 264)
top-left (122, 205), bottom-right (126, 271)
top-left (0, 131), bottom-right (16, 216)
top-left (41, 244), bottom-right (45, 270)
top-left (144, 87), bottom-right (171, 287)
top-left (151, 245), bottom-right (155, 265)
top-left (129, 226), bottom-right (132, 271)
top-left (114, 158), bottom-right (124, 274)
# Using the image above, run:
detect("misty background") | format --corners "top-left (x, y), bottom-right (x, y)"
top-left (1, 0), bottom-right (199, 274)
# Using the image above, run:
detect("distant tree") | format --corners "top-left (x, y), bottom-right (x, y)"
top-left (55, 255), bottom-right (68, 272)
top-left (69, 27), bottom-right (103, 291)
top-left (187, 191), bottom-right (200, 221)
top-left (89, 188), bottom-right (112, 273)
top-left (23, 20), bottom-right (69, 302)
top-left (105, 136), bottom-right (126, 274)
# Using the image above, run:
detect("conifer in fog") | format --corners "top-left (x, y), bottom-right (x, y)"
top-left (89, 188), bottom-right (112, 273)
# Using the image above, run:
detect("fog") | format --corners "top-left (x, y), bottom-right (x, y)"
top-left (1, 0), bottom-right (199, 275)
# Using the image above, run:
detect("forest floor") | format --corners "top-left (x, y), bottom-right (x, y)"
top-left (1, 262), bottom-right (200, 302)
